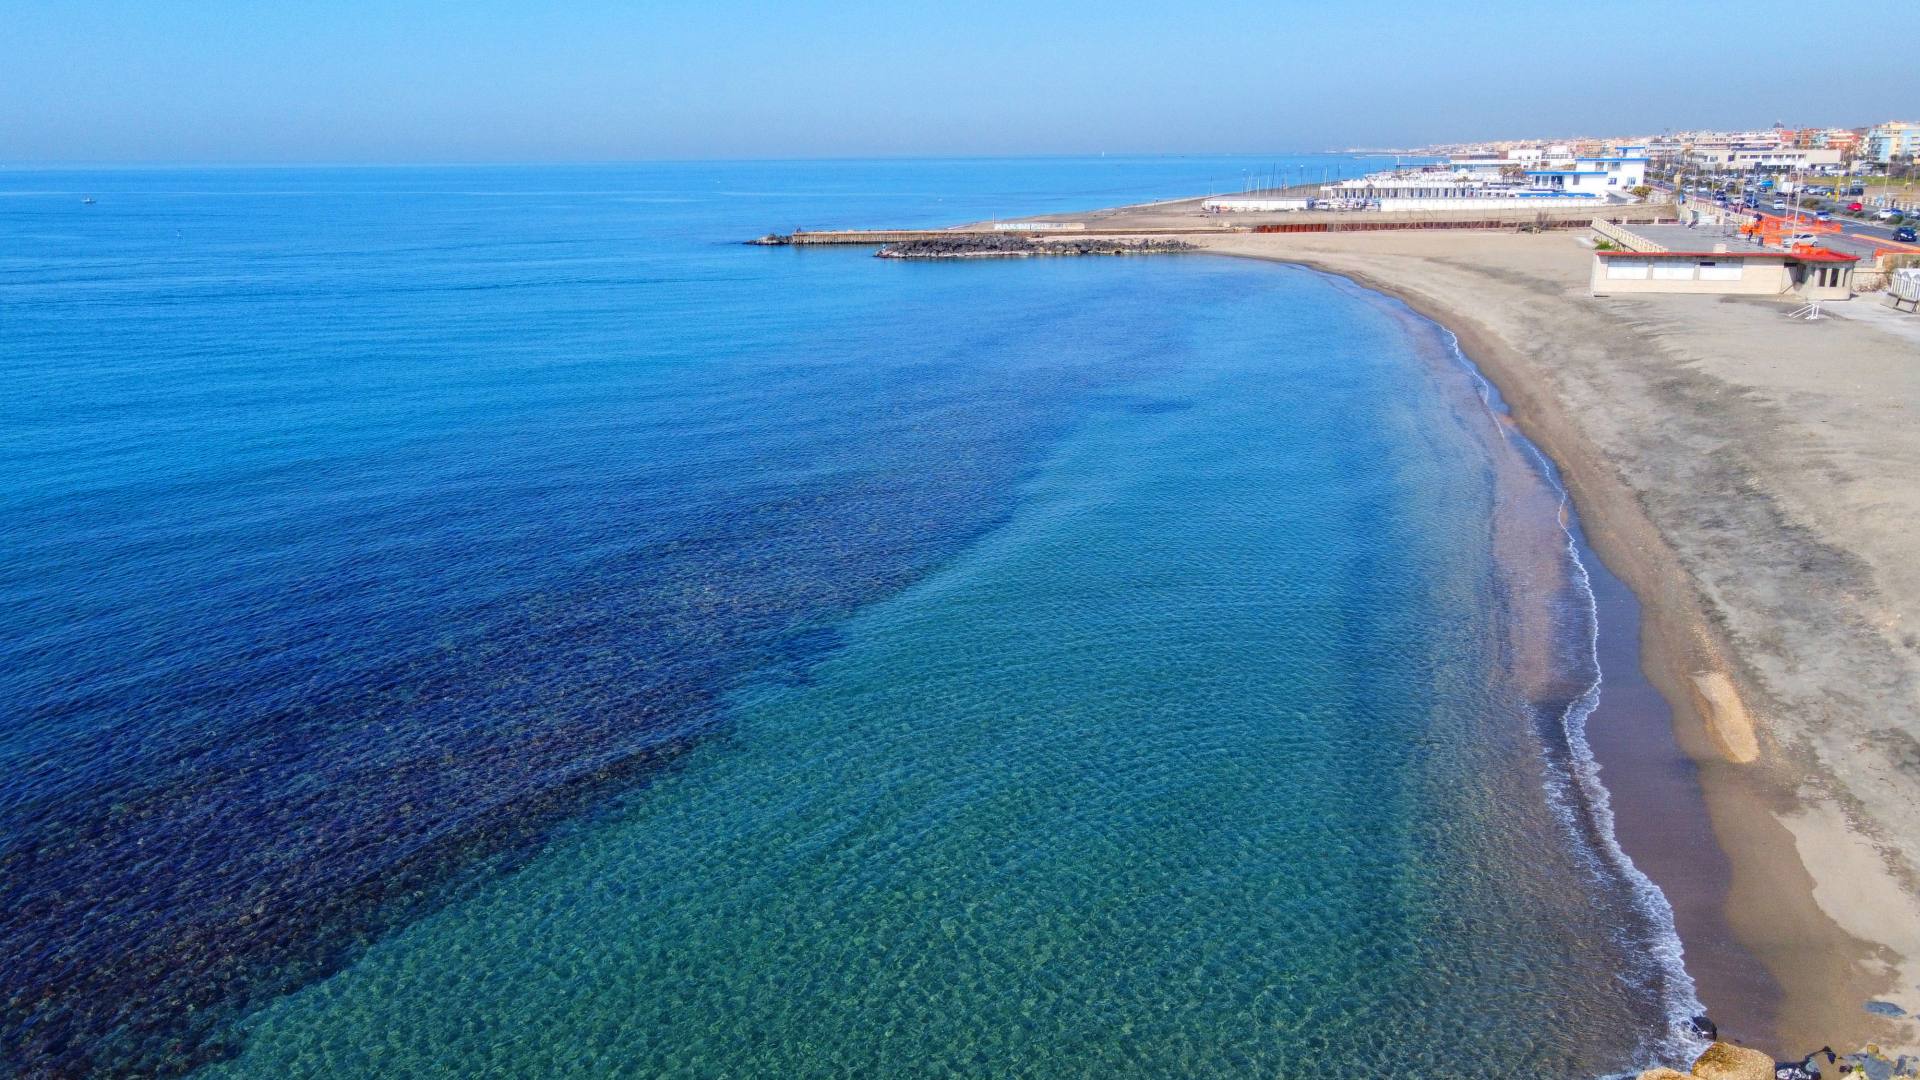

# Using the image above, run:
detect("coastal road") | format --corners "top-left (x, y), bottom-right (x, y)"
top-left (1670, 195), bottom-right (1920, 253)
top-left (1801, 214), bottom-right (1920, 254)
top-left (1829, 218), bottom-right (1911, 244)
top-left (1658, 177), bottom-right (1917, 247)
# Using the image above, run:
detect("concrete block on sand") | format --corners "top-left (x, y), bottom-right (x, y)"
top-left (1691, 1041), bottom-right (1776, 1080)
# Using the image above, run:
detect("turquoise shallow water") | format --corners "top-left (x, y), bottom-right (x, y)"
top-left (201, 267), bottom-right (1672, 1077)
top-left (0, 162), bottom-right (1692, 1077)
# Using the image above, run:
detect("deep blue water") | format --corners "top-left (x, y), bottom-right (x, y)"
top-left (3, 159), bottom-right (1689, 1077)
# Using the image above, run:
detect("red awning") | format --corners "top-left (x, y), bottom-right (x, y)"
top-left (1594, 249), bottom-right (1858, 262)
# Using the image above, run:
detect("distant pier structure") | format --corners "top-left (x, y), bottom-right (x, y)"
top-left (754, 224), bottom-right (1086, 246)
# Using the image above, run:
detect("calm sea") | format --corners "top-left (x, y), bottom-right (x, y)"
top-left (1, 159), bottom-right (1695, 1077)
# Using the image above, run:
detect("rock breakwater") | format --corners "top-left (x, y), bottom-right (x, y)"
top-left (875, 234), bottom-right (1197, 259)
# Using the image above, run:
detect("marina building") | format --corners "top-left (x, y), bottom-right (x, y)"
top-left (1199, 197), bottom-right (1312, 213)
top-left (1318, 143), bottom-right (1647, 211)
top-left (1315, 172), bottom-right (1606, 211)
top-left (1528, 150), bottom-right (1647, 194)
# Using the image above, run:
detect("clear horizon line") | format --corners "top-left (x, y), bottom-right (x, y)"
top-left (0, 150), bottom-right (1435, 171)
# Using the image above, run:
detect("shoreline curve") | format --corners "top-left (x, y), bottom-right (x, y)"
top-left (1188, 231), bottom-right (1919, 1061)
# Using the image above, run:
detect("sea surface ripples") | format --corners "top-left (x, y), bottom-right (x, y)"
top-left (2, 161), bottom-right (1681, 1077)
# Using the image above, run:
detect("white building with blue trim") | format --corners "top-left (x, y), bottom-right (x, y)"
top-left (1317, 144), bottom-right (1649, 211)
top-left (1527, 148), bottom-right (1647, 195)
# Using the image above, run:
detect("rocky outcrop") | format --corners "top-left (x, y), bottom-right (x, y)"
top-left (1635, 1042), bottom-right (1780, 1080)
top-left (875, 234), bottom-right (1197, 259)
top-left (1688, 1042), bottom-right (1775, 1080)
top-left (1641, 1041), bottom-right (1917, 1079)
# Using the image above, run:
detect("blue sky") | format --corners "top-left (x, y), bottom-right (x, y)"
top-left (3, 0), bottom-right (1914, 163)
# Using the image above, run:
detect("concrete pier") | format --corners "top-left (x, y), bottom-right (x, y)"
top-left (754, 201), bottom-right (1681, 246)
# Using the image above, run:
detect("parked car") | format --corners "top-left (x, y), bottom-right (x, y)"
top-left (1846, 185), bottom-right (1865, 196)
top-left (1897, 226), bottom-right (1919, 243)
top-left (1875, 208), bottom-right (1901, 220)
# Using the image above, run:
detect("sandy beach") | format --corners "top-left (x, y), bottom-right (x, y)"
top-left (1179, 227), bottom-right (1920, 1059)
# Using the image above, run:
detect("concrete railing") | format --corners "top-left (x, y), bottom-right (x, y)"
top-left (1591, 219), bottom-right (1663, 251)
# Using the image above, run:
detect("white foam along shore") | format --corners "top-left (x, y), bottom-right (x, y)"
top-left (1433, 318), bottom-right (1709, 1065)
top-left (1187, 227), bottom-right (1920, 1061)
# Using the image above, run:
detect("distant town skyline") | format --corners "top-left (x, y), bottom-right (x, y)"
top-left (3, 0), bottom-right (1916, 164)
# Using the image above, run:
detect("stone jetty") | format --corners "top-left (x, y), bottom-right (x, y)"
top-left (875, 234), bottom-right (1197, 259)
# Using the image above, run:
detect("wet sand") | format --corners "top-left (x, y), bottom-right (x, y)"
top-left (1190, 229), bottom-right (1920, 1059)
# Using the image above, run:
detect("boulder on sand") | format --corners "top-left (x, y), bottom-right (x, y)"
top-left (1690, 1041), bottom-right (1776, 1080)
top-left (1635, 1069), bottom-right (1689, 1080)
